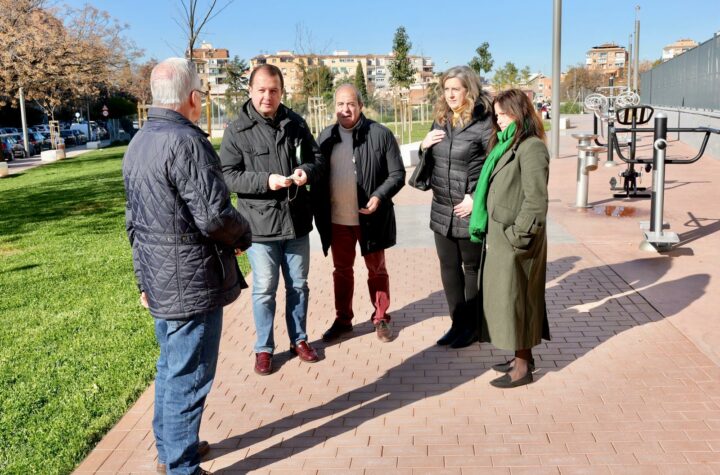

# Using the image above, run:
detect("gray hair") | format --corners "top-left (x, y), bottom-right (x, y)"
top-left (151, 57), bottom-right (201, 108)
top-left (334, 83), bottom-right (363, 106)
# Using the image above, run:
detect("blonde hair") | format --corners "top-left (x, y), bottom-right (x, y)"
top-left (433, 66), bottom-right (490, 126)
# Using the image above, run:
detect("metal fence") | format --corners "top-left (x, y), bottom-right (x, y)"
top-left (640, 33), bottom-right (720, 111)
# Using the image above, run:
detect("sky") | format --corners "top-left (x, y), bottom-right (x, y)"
top-left (59, 0), bottom-right (719, 75)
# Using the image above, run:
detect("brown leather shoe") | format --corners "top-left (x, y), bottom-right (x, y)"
top-left (375, 320), bottom-right (393, 342)
top-left (254, 352), bottom-right (273, 375)
top-left (156, 440), bottom-right (211, 473)
top-left (290, 340), bottom-right (319, 362)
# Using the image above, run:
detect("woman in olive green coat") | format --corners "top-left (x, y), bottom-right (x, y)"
top-left (469, 89), bottom-right (550, 388)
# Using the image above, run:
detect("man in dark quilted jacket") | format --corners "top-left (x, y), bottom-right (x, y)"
top-left (123, 57), bottom-right (251, 475)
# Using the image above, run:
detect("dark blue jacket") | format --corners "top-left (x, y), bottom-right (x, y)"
top-left (123, 108), bottom-right (252, 320)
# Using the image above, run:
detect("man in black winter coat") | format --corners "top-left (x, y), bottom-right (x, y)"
top-left (315, 84), bottom-right (405, 343)
top-left (219, 65), bottom-right (326, 376)
top-left (123, 58), bottom-right (252, 475)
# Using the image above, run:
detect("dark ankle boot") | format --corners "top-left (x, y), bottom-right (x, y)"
top-left (449, 327), bottom-right (479, 348)
top-left (437, 325), bottom-right (461, 346)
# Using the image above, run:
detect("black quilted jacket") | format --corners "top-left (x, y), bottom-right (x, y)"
top-left (423, 102), bottom-right (493, 238)
top-left (123, 108), bottom-right (252, 320)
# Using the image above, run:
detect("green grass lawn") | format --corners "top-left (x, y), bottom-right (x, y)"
top-left (384, 121), bottom-right (433, 144)
top-left (0, 144), bottom-right (248, 474)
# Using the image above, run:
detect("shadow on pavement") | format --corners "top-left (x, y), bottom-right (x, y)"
top-left (211, 255), bottom-right (709, 472)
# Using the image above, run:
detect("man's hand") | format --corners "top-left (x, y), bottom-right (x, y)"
top-left (290, 168), bottom-right (308, 186)
top-left (420, 129), bottom-right (446, 152)
top-left (140, 291), bottom-right (149, 309)
top-left (453, 194), bottom-right (473, 218)
top-left (359, 196), bottom-right (381, 215)
top-left (234, 248), bottom-right (244, 256)
top-left (269, 174), bottom-right (292, 190)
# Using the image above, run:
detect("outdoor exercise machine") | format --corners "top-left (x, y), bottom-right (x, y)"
top-left (584, 85), bottom-right (647, 198)
top-left (610, 104), bottom-right (655, 199)
top-left (571, 132), bottom-right (604, 208)
top-left (609, 112), bottom-right (720, 252)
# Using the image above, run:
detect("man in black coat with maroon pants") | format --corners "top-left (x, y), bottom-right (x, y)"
top-left (316, 84), bottom-right (405, 343)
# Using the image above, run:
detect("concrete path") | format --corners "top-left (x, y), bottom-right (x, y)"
top-left (76, 114), bottom-right (720, 474)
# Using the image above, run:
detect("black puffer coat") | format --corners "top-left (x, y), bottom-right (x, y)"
top-left (423, 102), bottom-right (493, 238)
top-left (316, 115), bottom-right (406, 256)
top-left (219, 101), bottom-right (325, 242)
top-left (123, 108), bottom-right (252, 320)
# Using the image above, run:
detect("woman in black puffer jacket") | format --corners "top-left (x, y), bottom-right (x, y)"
top-left (418, 65), bottom-right (493, 348)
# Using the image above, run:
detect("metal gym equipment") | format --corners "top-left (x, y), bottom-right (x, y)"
top-left (611, 104), bottom-right (655, 199)
top-left (609, 112), bottom-right (720, 252)
top-left (571, 132), bottom-right (601, 208)
top-left (585, 79), bottom-right (640, 156)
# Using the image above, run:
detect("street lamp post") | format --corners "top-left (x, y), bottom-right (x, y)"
top-left (550, 0), bottom-right (562, 159)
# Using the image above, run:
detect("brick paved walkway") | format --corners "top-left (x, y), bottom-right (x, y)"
top-left (76, 114), bottom-right (720, 474)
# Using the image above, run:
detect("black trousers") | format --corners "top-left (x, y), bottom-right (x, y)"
top-left (434, 232), bottom-right (483, 330)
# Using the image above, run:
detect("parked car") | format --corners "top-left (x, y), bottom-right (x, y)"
top-left (27, 132), bottom-right (50, 153)
top-left (70, 129), bottom-right (87, 145)
top-left (9, 133), bottom-right (40, 156)
top-left (3, 134), bottom-right (27, 158)
top-left (42, 132), bottom-right (64, 149)
top-left (70, 123), bottom-right (95, 141)
top-left (0, 134), bottom-right (15, 161)
top-left (59, 130), bottom-right (77, 147)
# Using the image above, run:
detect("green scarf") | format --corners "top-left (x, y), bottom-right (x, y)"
top-left (468, 121), bottom-right (517, 243)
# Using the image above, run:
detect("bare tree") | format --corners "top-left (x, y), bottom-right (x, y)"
top-left (176, 0), bottom-right (234, 60)
top-left (117, 59), bottom-right (159, 104)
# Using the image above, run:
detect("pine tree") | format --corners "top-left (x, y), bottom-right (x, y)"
top-left (388, 26), bottom-right (416, 88)
top-left (468, 42), bottom-right (494, 81)
top-left (354, 62), bottom-right (368, 101)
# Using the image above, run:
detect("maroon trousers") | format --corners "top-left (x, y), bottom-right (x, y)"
top-left (331, 223), bottom-right (390, 325)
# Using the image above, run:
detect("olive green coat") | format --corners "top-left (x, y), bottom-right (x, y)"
top-left (480, 136), bottom-right (551, 351)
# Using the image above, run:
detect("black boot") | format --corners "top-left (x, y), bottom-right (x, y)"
top-left (437, 325), bottom-right (461, 346)
top-left (449, 327), bottom-right (479, 348)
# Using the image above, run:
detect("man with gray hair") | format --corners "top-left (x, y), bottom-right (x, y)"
top-left (315, 84), bottom-right (405, 343)
top-left (123, 57), bottom-right (252, 475)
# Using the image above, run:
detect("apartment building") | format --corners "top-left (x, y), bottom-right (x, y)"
top-left (662, 39), bottom-right (698, 61)
top-left (189, 41), bottom-right (230, 96)
top-left (524, 73), bottom-right (553, 102)
top-left (250, 50), bottom-right (435, 98)
top-left (586, 43), bottom-right (628, 78)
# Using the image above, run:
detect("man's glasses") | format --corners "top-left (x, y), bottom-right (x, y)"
top-left (193, 89), bottom-right (209, 98)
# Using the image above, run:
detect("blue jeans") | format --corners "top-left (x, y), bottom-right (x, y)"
top-left (246, 235), bottom-right (310, 353)
top-left (153, 307), bottom-right (222, 475)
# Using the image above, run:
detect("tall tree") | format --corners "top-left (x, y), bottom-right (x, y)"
top-left (177, 0), bottom-right (234, 60)
top-left (468, 42), bottom-right (494, 80)
top-left (389, 26), bottom-right (416, 88)
top-left (354, 62), bottom-right (368, 101)
top-left (491, 62), bottom-right (532, 91)
top-left (122, 59), bottom-right (158, 105)
top-left (223, 56), bottom-right (249, 118)
top-left (300, 63), bottom-right (334, 100)
top-left (520, 66), bottom-right (532, 84)
top-left (560, 64), bottom-right (606, 101)
top-left (0, 0), bottom-right (140, 118)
